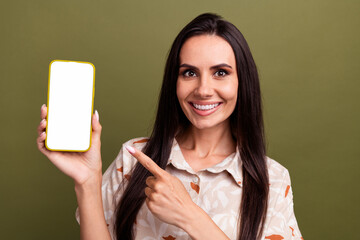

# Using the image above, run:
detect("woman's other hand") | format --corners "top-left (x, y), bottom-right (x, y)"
top-left (125, 146), bottom-right (230, 240)
top-left (36, 104), bottom-right (103, 186)
top-left (125, 145), bottom-right (198, 229)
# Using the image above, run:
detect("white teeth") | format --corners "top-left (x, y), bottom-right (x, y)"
top-left (192, 103), bottom-right (220, 111)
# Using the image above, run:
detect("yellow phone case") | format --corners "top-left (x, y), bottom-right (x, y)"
top-left (45, 60), bottom-right (95, 152)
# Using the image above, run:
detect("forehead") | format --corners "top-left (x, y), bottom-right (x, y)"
top-left (179, 35), bottom-right (236, 66)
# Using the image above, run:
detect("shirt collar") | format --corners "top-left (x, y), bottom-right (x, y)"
top-left (167, 138), bottom-right (243, 187)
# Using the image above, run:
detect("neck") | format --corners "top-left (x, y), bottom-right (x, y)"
top-left (177, 120), bottom-right (236, 158)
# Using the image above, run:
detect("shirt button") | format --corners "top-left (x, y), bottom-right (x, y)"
top-left (193, 176), bottom-right (199, 183)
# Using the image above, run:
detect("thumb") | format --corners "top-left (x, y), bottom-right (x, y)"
top-left (91, 110), bottom-right (102, 147)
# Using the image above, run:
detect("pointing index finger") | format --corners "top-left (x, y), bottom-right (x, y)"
top-left (125, 145), bottom-right (165, 178)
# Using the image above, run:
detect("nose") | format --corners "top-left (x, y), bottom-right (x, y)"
top-left (194, 75), bottom-right (214, 98)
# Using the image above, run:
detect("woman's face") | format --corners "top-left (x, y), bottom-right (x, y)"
top-left (176, 34), bottom-right (238, 130)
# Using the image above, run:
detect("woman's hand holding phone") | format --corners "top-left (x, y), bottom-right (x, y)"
top-left (38, 104), bottom-right (111, 239)
top-left (37, 104), bottom-right (103, 187)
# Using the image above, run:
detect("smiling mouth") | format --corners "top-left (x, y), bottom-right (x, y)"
top-left (191, 102), bottom-right (220, 111)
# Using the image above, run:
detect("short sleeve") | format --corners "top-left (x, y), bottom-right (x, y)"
top-left (264, 169), bottom-right (303, 240)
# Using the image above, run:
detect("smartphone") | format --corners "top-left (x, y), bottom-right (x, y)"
top-left (45, 60), bottom-right (95, 152)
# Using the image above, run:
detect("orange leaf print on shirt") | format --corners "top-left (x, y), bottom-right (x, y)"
top-left (285, 185), bottom-right (290, 197)
top-left (265, 235), bottom-right (284, 240)
top-left (162, 235), bottom-right (176, 240)
top-left (190, 182), bottom-right (200, 194)
top-left (133, 138), bottom-right (149, 144)
top-left (124, 174), bottom-right (131, 180)
top-left (290, 226), bottom-right (295, 236)
top-left (117, 167), bottom-right (123, 172)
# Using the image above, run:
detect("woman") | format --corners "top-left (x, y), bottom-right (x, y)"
top-left (37, 13), bottom-right (303, 240)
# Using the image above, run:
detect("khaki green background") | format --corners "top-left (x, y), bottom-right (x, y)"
top-left (0, 0), bottom-right (359, 239)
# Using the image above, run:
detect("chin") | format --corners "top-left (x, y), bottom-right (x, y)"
top-left (190, 119), bottom-right (222, 130)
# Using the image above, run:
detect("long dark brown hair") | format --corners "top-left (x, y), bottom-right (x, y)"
top-left (115, 13), bottom-right (269, 240)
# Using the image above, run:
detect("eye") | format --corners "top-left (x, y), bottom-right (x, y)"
top-left (214, 69), bottom-right (228, 77)
top-left (182, 69), bottom-right (197, 78)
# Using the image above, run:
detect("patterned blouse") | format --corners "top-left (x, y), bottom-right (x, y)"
top-left (76, 137), bottom-right (303, 240)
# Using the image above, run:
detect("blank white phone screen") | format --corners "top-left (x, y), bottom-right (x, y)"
top-left (46, 60), bottom-right (95, 151)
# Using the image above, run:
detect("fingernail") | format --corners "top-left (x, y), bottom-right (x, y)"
top-left (125, 146), bottom-right (135, 154)
top-left (95, 110), bottom-right (99, 121)
top-left (41, 104), bottom-right (45, 109)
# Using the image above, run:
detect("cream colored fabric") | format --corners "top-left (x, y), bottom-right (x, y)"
top-left (76, 137), bottom-right (303, 240)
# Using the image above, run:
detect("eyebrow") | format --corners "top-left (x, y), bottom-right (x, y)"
top-left (179, 63), bottom-right (233, 70)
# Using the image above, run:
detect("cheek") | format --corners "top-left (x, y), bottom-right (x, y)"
top-left (176, 81), bottom-right (190, 104)
top-left (221, 81), bottom-right (238, 102)
top-left (176, 80), bottom-right (182, 102)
